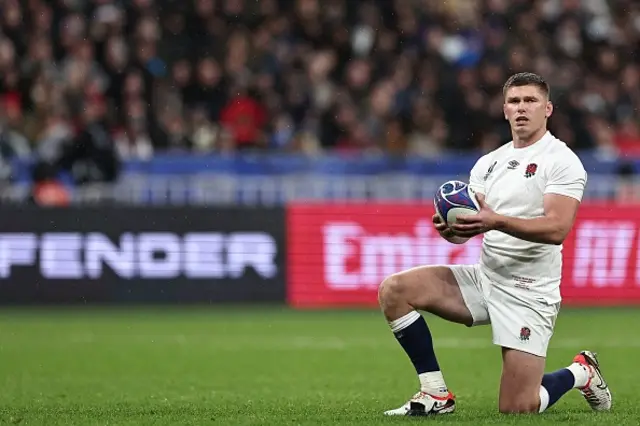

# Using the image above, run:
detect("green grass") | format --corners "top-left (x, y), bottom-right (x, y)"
top-left (0, 306), bottom-right (637, 425)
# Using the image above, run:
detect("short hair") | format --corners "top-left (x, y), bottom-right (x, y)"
top-left (503, 72), bottom-right (550, 98)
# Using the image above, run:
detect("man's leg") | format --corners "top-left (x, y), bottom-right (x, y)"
top-left (499, 348), bottom-right (545, 413)
top-left (378, 264), bottom-right (489, 416)
top-left (499, 348), bottom-right (591, 413)
top-left (489, 287), bottom-right (602, 413)
top-left (499, 347), bottom-right (613, 413)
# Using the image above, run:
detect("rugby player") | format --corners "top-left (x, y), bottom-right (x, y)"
top-left (379, 72), bottom-right (612, 415)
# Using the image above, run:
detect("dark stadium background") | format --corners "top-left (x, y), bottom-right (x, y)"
top-left (0, 1), bottom-right (637, 424)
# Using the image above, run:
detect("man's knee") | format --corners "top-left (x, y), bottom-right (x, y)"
top-left (378, 272), bottom-right (428, 319)
top-left (378, 274), bottom-right (406, 307)
top-left (499, 397), bottom-right (540, 414)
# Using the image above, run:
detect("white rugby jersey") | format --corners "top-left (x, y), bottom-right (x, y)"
top-left (468, 131), bottom-right (587, 299)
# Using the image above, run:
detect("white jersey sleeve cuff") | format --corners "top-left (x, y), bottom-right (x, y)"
top-left (543, 188), bottom-right (584, 202)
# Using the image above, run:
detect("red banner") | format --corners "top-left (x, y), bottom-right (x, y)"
top-left (287, 203), bottom-right (640, 308)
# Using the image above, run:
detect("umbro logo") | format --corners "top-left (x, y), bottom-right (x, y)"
top-left (507, 160), bottom-right (520, 170)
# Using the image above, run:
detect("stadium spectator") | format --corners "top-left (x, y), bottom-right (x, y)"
top-left (0, 0), bottom-right (639, 180)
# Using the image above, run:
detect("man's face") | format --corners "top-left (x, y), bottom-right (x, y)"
top-left (503, 84), bottom-right (552, 139)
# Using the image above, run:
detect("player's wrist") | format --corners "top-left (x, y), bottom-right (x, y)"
top-left (492, 214), bottom-right (507, 231)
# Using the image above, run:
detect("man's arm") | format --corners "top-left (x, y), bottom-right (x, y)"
top-left (452, 152), bottom-right (587, 244)
top-left (493, 193), bottom-right (580, 245)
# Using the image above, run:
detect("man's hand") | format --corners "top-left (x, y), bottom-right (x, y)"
top-left (450, 194), bottom-right (501, 238)
top-left (433, 213), bottom-right (466, 243)
top-left (433, 213), bottom-right (450, 235)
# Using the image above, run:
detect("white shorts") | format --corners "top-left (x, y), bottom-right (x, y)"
top-left (449, 264), bottom-right (560, 358)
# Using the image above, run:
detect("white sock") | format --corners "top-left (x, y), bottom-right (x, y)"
top-left (388, 311), bottom-right (421, 333)
top-left (566, 363), bottom-right (590, 388)
top-left (419, 371), bottom-right (449, 396)
top-left (538, 386), bottom-right (550, 413)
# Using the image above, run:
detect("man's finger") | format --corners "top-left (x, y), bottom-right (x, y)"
top-left (452, 223), bottom-right (482, 232)
top-left (455, 215), bottom-right (480, 224)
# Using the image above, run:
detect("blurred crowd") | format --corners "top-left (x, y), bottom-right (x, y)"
top-left (1, 0), bottom-right (640, 189)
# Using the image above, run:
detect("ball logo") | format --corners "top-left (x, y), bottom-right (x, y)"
top-left (437, 180), bottom-right (473, 207)
top-left (434, 180), bottom-right (478, 225)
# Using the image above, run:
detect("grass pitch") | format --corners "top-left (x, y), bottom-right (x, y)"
top-left (0, 306), bottom-right (637, 425)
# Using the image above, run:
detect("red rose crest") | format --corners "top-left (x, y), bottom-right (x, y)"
top-left (519, 326), bottom-right (531, 342)
top-left (524, 163), bottom-right (538, 178)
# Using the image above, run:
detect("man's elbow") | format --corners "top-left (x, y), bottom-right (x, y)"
top-left (548, 227), bottom-right (571, 245)
top-left (547, 235), bottom-right (564, 245)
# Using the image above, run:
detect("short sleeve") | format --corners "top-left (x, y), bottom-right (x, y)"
top-left (544, 153), bottom-right (587, 202)
top-left (468, 155), bottom-right (492, 195)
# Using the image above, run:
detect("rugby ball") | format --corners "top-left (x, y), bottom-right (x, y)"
top-left (434, 180), bottom-right (480, 227)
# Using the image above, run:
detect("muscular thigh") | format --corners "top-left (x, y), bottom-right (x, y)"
top-left (382, 265), bottom-right (474, 326)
